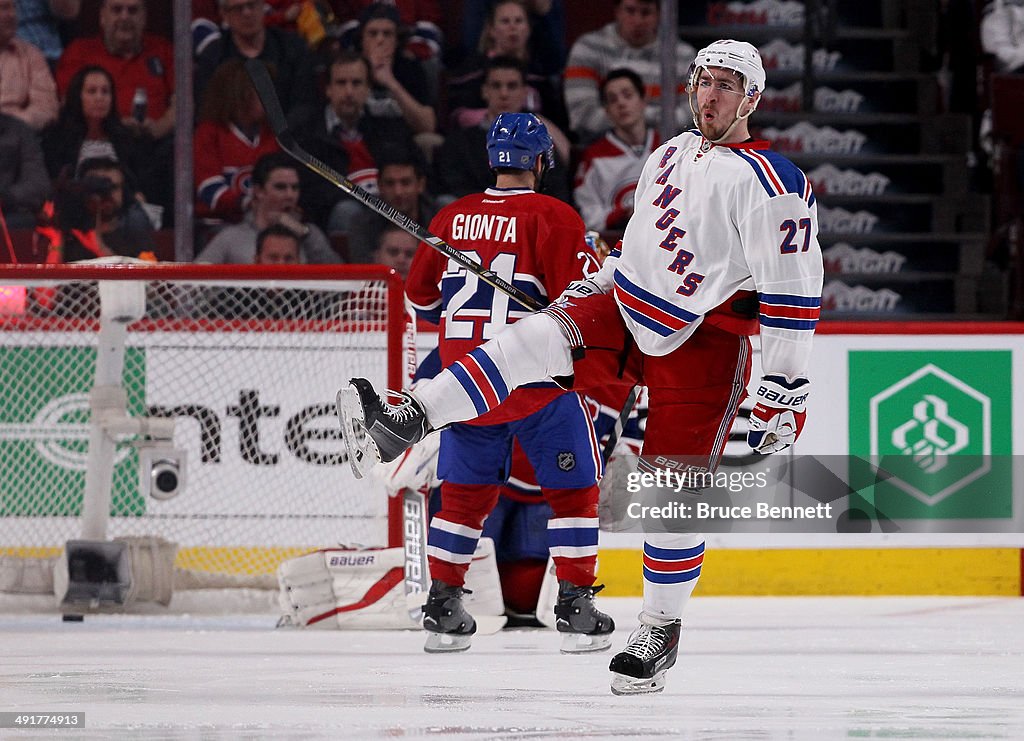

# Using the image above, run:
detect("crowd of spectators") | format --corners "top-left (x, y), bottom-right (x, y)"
top-left (2, 0), bottom-right (1012, 290)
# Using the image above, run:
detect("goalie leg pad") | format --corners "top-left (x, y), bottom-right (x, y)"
top-left (277, 547), bottom-right (416, 629)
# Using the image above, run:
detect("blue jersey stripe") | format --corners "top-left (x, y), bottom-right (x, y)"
top-left (428, 526), bottom-right (478, 556)
top-left (760, 316), bottom-right (818, 331)
top-left (449, 362), bottom-right (489, 415)
top-left (469, 348), bottom-right (509, 401)
top-left (732, 149), bottom-right (779, 198)
top-left (548, 527), bottom-right (599, 548)
top-left (620, 304), bottom-right (675, 336)
top-left (644, 541), bottom-right (706, 560)
top-left (614, 270), bottom-right (701, 323)
top-left (643, 565), bottom-right (703, 584)
top-left (760, 293), bottom-right (821, 308)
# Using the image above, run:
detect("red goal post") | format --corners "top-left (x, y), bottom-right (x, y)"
top-left (0, 262), bottom-right (413, 595)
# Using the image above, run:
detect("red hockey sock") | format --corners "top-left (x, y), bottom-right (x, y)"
top-left (499, 559), bottom-right (547, 614)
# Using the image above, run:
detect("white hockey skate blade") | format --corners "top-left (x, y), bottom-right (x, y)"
top-left (336, 387), bottom-right (380, 479)
top-left (422, 616), bottom-right (508, 653)
top-left (560, 632), bottom-right (613, 654)
top-left (424, 631), bottom-right (473, 653)
top-left (406, 594), bottom-right (508, 636)
top-left (610, 670), bottom-right (667, 696)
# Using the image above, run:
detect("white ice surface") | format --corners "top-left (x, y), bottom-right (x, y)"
top-left (1, 596), bottom-right (1023, 740)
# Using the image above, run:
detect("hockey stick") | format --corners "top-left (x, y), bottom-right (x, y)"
top-left (245, 59), bottom-right (543, 313)
top-left (245, 59), bottom-right (637, 462)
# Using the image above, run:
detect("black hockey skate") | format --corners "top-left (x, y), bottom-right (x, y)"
top-left (336, 377), bottom-right (431, 479)
top-left (422, 580), bottom-right (477, 653)
top-left (554, 581), bottom-right (615, 653)
top-left (608, 615), bottom-right (681, 695)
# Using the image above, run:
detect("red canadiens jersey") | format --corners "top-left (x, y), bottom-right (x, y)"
top-left (194, 121), bottom-right (280, 220)
top-left (407, 187), bottom-right (598, 425)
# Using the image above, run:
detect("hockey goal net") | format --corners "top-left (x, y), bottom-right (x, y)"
top-left (0, 261), bottom-right (412, 598)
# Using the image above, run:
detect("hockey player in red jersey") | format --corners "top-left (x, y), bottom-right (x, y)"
top-left (398, 112), bottom-right (614, 654)
top-left (339, 40), bottom-right (823, 692)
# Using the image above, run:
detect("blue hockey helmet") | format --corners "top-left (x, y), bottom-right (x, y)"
top-left (486, 113), bottom-right (555, 173)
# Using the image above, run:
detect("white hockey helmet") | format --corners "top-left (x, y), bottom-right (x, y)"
top-left (690, 39), bottom-right (766, 98)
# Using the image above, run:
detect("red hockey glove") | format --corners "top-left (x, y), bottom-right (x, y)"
top-left (746, 374), bottom-right (810, 454)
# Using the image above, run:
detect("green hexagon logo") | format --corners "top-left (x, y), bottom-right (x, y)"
top-left (850, 351), bottom-right (1012, 519)
top-left (869, 364), bottom-right (989, 505)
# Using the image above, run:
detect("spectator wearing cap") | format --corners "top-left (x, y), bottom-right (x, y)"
top-left (333, 0), bottom-right (443, 66)
top-left (292, 50), bottom-right (414, 235)
top-left (196, 0), bottom-right (317, 126)
top-left (15, 0), bottom-right (81, 67)
top-left (351, 2), bottom-right (436, 140)
top-left (0, 0), bottom-right (57, 130)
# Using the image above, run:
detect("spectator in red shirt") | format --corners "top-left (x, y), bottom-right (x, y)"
top-left (193, 59), bottom-right (281, 223)
top-left (55, 0), bottom-right (174, 141)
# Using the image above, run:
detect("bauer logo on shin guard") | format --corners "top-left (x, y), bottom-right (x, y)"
top-left (403, 498), bottom-right (425, 591)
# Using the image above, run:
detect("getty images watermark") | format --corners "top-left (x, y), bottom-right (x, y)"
top-left (598, 454), bottom-right (1024, 534)
top-left (624, 467), bottom-right (833, 522)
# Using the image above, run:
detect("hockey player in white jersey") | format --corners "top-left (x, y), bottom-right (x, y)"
top-left (338, 39), bottom-right (823, 694)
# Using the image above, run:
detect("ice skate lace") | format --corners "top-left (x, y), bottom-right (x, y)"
top-left (382, 390), bottom-right (420, 424)
top-left (622, 623), bottom-right (671, 660)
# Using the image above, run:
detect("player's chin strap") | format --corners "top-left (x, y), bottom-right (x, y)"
top-left (533, 154), bottom-right (549, 193)
top-left (686, 65), bottom-right (760, 145)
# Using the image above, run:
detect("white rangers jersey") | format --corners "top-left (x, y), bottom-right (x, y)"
top-left (592, 129), bottom-right (823, 379)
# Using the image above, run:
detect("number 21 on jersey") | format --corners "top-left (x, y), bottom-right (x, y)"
top-left (443, 251), bottom-right (519, 340)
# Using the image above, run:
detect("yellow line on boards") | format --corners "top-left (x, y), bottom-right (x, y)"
top-left (597, 548), bottom-right (1023, 596)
